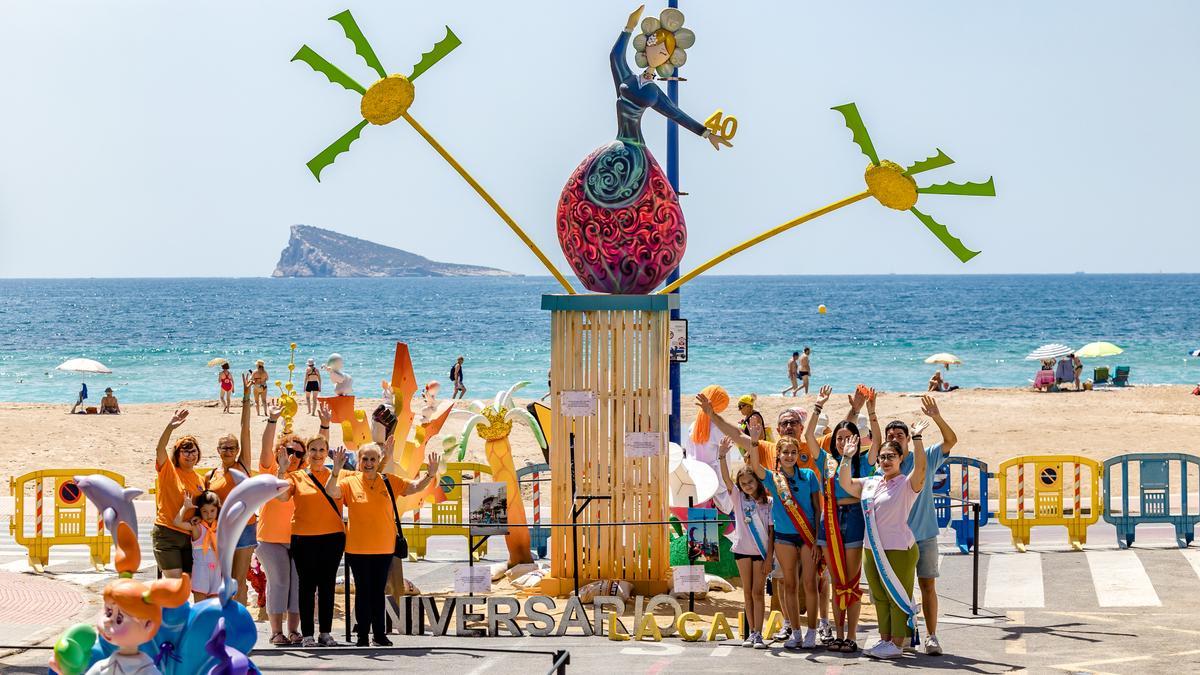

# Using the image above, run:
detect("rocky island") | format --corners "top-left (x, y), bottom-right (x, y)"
top-left (272, 225), bottom-right (515, 278)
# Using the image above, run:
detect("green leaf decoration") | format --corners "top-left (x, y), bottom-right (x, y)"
top-left (905, 149), bottom-right (954, 176)
top-left (328, 10), bottom-right (388, 80)
top-left (831, 102), bottom-right (880, 166)
top-left (306, 119), bottom-right (370, 181)
top-left (918, 177), bottom-right (996, 197)
top-left (910, 207), bottom-right (981, 263)
top-left (292, 45), bottom-right (365, 95)
top-left (409, 26), bottom-right (461, 81)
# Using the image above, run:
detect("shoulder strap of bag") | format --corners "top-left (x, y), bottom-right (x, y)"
top-left (306, 470), bottom-right (342, 518)
top-left (381, 475), bottom-right (403, 532)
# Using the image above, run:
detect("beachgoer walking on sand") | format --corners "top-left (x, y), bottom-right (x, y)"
top-left (304, 359), bottom-right (322, 415)
top-left (451, 356), bottom-right (466, 400)
top-left (799, 347), bottom-right (812, 394)
top-left (886, 395), bottom-right (957, 656)
top-left (218, 363), bottom-right (234, 413)
top-left (1071, 353), bottom-right (1083, 391)
top-left (251, 360), bottom-right (269, 416)
top-left (783, 352), bottom-right (801, 396)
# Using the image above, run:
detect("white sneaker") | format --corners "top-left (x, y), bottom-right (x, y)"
top-left (868, 641), bottom-right (903, 659)
top-left (753, 632), bottom-right (768, 649)
top-left (784, 631), bottom-right (802, 650)
top-left (924, 634), bottom-right (943, 655)
top-left (773, 626), bottom-right (792, 642)
top-left (817, 619), bottom-right (833, 644)
top-left (742, 633), bottom-right (755, 648)
top-left (801, 628), bottom-right (817, 649)
top-left (300, 636), bottom-right (317, 648)
top-left (317, 633), bottom-right (338, 647)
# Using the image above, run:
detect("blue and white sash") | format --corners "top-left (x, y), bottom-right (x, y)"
top-left (862, 480), bottom-right (919, 647)
top-left (742, 499), bottom-right (769, 558)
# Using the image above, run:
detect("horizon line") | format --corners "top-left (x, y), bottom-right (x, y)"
top-left (1, 271), bottom-right (1198, 281)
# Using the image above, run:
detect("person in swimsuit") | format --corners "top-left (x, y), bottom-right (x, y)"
top-left (99, 387), bottom-right (121, 414)
top-left (450, 356), bottom-right (466, 400)
top-left (799, 347), bottom-right (812, 395)
top-left (218, 363), bottom-right (234, 413)
top-left (251, 360), bottom-right (269, 416)
top-left (304, 358), bottom-right (322, 416)
top-left (783, 352), bottom-right (801, 396)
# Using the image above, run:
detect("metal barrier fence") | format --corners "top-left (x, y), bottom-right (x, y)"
top-left (933, 456), bottom-right (991, 553)
top-left (1102, 452), bottom-right (1200, 549)
top-left (8, 468), bottom-right (126, 571)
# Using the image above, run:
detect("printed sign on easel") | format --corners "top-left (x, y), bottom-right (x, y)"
top-left (673, 565), bottom-right (707, 593)
top-left (454, 566), bottom-right (491, 593)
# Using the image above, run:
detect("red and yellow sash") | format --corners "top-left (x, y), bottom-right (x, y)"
top-left (773, 470), bottom-right (819, 548)
top-left (823, 475), bottom-right (862, 609)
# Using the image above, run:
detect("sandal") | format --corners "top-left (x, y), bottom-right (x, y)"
top-left (270, 633), bottom-right (289, 647)
top-left (827, 639), bottom-right (844, 652)
top-left (842, 640), bottom-right (859, 653)
top-left (287, 632), bottom-right (303, 645)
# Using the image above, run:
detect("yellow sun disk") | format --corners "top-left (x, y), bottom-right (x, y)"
top-left (361, 74), bottom-right (415, 125)
top-left (865, 160), bottom-right (918, 211)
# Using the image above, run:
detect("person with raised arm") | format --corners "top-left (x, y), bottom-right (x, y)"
top-left (151, 409), bottom-right (204, 579)
top-left (837, 420), bottom-right (928, 660)
top-left (886, 395), bottom-right (958, 656)
top-left (717, 436), bottom-right (772, 649)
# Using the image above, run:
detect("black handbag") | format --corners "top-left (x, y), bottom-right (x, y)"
top-left (381, 475), bottom-right (409, 559)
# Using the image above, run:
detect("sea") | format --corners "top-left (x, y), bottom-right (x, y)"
top-left (1, 275), bottom-right (1197, 404)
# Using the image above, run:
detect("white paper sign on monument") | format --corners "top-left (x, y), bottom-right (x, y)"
top-left (673, 565), bottom-right (707, 593)
top-left (454, 566), bottom-right (492, 593)
top-left (560, 390), bottom-right (597, 417)
top-left (625, 432), bottom-right (663, 458)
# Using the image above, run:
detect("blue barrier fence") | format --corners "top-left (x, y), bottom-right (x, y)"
top-left (1102, 452), bottom-right (1200, 549)
top-left (934, 456), bottom-right (992, 553)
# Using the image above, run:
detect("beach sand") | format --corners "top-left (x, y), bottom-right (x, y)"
top-left (1, 386), bottom-right (1196, 496)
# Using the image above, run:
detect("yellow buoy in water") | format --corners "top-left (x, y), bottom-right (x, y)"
top-left (818, 304), bottom-right (827, 315)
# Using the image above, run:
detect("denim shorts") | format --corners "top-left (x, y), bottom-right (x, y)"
top-left (916, 536), bottom-right (940, 578)
top-left (817, 503), bottom-right (865, 549)
top-left (236, 522), bottom-right (258, 549)
top-left (774, 531), bottom-right (807, 548)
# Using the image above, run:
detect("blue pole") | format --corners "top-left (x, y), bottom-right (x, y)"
top-left (665, 0), bottom-right (681, 446)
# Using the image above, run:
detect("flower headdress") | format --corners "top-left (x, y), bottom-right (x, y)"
top-left (632, 8), bottom-right (696, 77)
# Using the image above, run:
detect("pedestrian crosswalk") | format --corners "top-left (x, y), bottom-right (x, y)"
top-left (963, 547), bottom-right (1200, 610)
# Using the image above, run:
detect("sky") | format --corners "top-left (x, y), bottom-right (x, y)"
top-left (1, 1), bottom-right (1198, 278)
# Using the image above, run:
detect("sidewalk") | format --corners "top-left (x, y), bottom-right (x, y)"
top-left (0, 571), bottom-right (94, 658)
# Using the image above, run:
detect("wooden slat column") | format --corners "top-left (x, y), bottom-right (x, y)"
top-left (540, 294), bottom-right (676, 596)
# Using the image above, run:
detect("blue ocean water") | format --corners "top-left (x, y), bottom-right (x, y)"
top-left (1, 275), bottom-right (1197, 404)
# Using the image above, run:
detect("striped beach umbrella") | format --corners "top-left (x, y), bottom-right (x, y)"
top-left (1025, 344), bottom-right (1072, 361)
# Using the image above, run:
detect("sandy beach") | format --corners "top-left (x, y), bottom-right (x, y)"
top-left (1, 386), bottom-right (1196, 495)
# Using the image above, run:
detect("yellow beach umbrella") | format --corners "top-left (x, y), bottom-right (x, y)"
top-left (207, 357), bottom-right (229, 367)
top-left (1076, 342), bottom-right (1123, 359)
top-left (925, 353), bottom-right (962, 369)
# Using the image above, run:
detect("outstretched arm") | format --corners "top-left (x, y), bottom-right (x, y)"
top-left (402, 451), bottom-right (441, 495)
top-left (239, 374), bottom-right (253, 467)
top-left (921, 395), bottom-right (957, 454)
top-left (805, 385), bottom-right (832, 451)
top-left (907, 420), bottom-right (930, 492)
top-left (696, 393), bottom-right (756, 453)
top-left (326, 447), bottom-right (346, 499)
top-left (837, 435), bottom-right (865, 498)
top-left (260, 403), bottom-right (281, 470)
top-left (609, 6), bottom-right (641, 90)
top-left (156, 409), bottom-right (188, 469)
top-left (717, 437), bottom-right (737, 493)
top-left (866, 388), bottom-right (881, 466)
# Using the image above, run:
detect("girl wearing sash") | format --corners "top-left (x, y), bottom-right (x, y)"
top-left (748, 435), bottom-right (822, 650)
top-left (717, 437), bottom-right (772, 649)
top-left (837, 424), bottom-right (928, 660)
top-left (807, 387), bottom-right (881, 653)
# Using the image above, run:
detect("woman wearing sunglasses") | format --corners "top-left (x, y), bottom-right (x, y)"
top-left (836, 420), bottom-right (929, 660)
top-left (258, 402), bottom-right (331, 646)
top-left (151, 408), bottom-right (205, 579)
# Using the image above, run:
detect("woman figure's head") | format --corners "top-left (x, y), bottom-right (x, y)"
top-left (632, 9), bottom-right (694, 77)
top-left (877, 440), bottom-right (907, 479)
top-left (305, 435), bottom-right (329, 468)
top-left (215, 434), bottom-right (239, 467)
top-left (194, 490), bottom-right (221, 523)
top-left (644, 29), bottom-right (675, 68)
top-left (357, 443), bottom-right (382, 476)
top-left (172, 435), bottom-right (201, 469)
top-left (735, 466), bottom-right (768, 504)
top-left (775, 436), bottom-right (802, 471)
top-left (276, 432), bottom-right (306, 472)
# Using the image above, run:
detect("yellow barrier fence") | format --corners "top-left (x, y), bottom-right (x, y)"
top-left (8, 468), bottom-right (127, 572)
top-left (997, 454), bottom-right (1102, 551)
top-left (402, 462), bottom-right (493, 561)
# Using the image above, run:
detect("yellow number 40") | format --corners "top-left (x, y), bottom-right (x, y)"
top-left (704, 110), bottom-right (738, 141)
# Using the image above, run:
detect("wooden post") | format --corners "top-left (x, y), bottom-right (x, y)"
top-left (540, 294), bottom-right (676, 596)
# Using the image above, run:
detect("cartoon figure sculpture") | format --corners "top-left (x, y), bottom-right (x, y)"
top-left (322, 353), bottom-right (353, 396)
top-left (556, 6), bottom-right (733, 294)
top-left (75, 475), bottom-right (143, 540)
top-left (458, 382), bottom-right (546, 567)
top-left (49, 524), bottom-right (191, 675)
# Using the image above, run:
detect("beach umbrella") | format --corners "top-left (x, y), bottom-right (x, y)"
top-left (207, 357), bottom-right (229, 367)
top-left (55, 358), bottom-right (112, 374)
top-left (1076, 342), bottom-right (1123, 359)
top-left (1025, 344), bottom-right (1072, 361)
top-left (669, 457), bottom-right (719, 508)
top-left (924, 353), bottom-right (962, 368)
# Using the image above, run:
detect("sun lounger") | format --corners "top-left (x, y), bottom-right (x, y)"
top-left (1112, 365), bottom-right (1130, 387)
top-left (1094, 366), bottom-right (1111, 386)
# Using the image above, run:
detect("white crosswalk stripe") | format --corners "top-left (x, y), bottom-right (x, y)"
top-left (1181, 549), bottom-right (1200, 582)
top-left (1086, 550), bottom-right (1161, 607)
top-left (983, 551), bottom-right (1045, 608)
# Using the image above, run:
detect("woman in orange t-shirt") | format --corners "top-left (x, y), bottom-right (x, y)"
top-left (274, 434), bottom-right (343, 647)
top-left (200, 372), bottom-right (256, 604)
top-left (151, 409), bottom-right (205, 579)
top-left (327, 441), bottom-right (439, 646)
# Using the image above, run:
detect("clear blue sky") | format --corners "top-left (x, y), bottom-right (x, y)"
top-left (1, 1), bottom-right (1197, 278)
